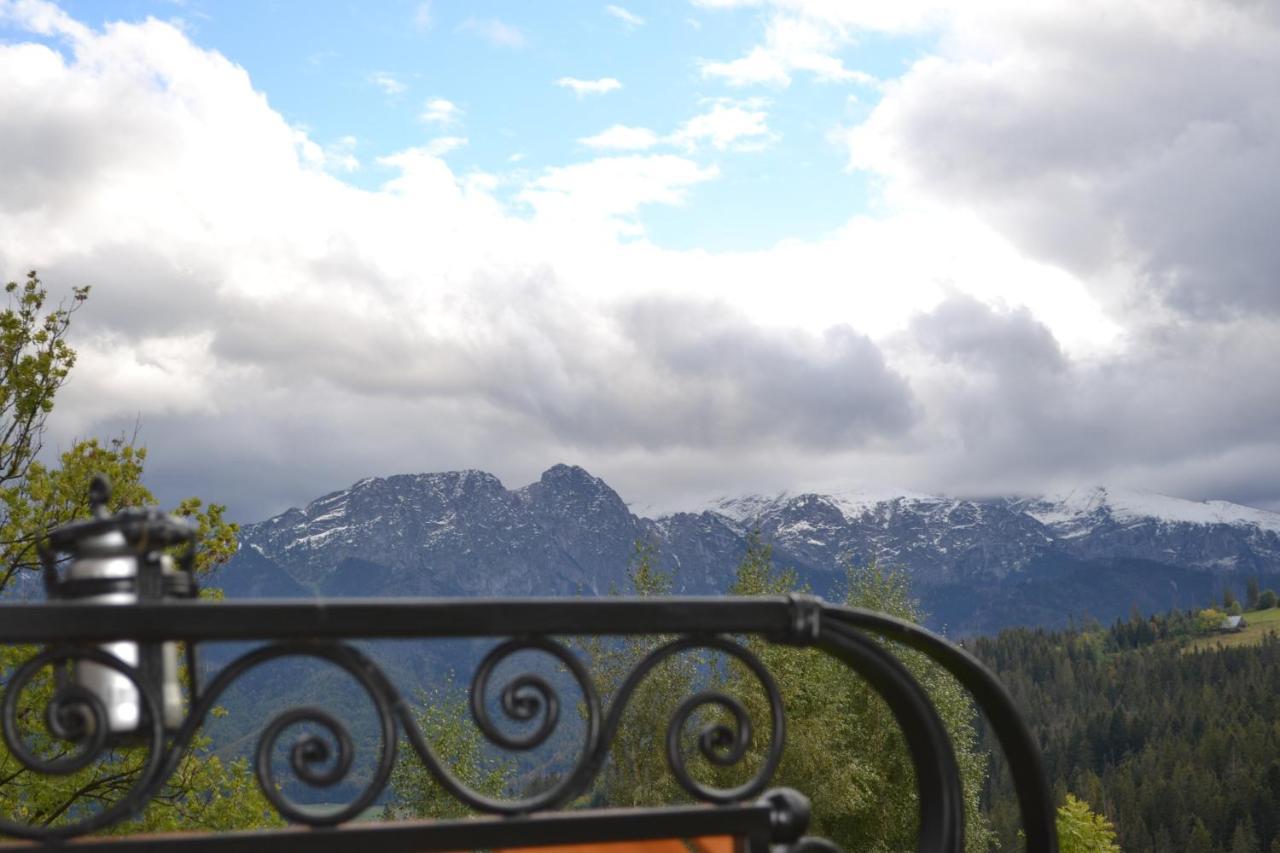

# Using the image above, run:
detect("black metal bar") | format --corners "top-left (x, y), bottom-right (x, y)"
top-left (0, 596), bottom-right (1059, 852)
top-left (823, 605), bottom-right (1059, 853)
top-left (0, 597), bottom-right (797, 642)
top-left (816, 622), bottom-right (964, 853)
top-left (0, 803), bottom-right (774, 853)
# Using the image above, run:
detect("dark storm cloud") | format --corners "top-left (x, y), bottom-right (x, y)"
top-left (114, 294), bottom-right (921, 522)
top-left (909, 296), bottom-right (1065, 375)
top-left (616, 299), bottom-right (917, 447)
top-left (849, 1), bottom-right (1280, 319)
top-left (901, 296), bottom-right (1280, 504)
top-left (208, 283), bottom-right (918, 453)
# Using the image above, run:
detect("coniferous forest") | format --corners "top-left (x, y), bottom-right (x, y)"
top-left (972, 616), bottom-right (1280, 853)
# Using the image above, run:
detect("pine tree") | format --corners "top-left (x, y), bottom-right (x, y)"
top-left (1246, 577), bottom-right (1262, 611)
top-left (1231, 817), bottom-right (1260, 853)
top-left (1187, 817), bottom-right (1215, 853)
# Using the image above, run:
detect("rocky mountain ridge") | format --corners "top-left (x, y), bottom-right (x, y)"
top-left (216, 466), bottom-right (1280, 633)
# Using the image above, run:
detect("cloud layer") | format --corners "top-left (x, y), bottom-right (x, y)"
top-left (3, 0), bottom-right (1280, 521)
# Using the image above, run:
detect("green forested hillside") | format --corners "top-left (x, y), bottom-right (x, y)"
top-left (972, 617), bottom-right (1280, 853)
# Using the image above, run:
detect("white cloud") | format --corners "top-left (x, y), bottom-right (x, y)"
top-left (322, 135), bottom-right (360, 172)
top-left (369, 72), bottom-right (406, 96)
top-left (412, 1), bottom-right (432, 31)
top-left (579, 124), bottom-right (659, 150)
top-left (0, 0), bottom-right (90, 40)
top-left (419, 97), bottom-right (461, 126)
top-left (691, 0), bottom-right (949, 32)
top-left (605, 5), bottom-right (645, 28)
top-left (425, 135), bottom-right (467, 156)
top-left (555, 76), bottom-right (622, 97)
top-left (700, 14), bottom-right (876, 87)
top-left (668, 102), bottom-right (774, 151)
top-left (580, 103), bottom-right (774, 153)
top-left (458, 16), bottom-right (526, 48)
top-left (518, 155), bottom-right (719, 236)
top-left (5, 1), bottom-right (1280, 519)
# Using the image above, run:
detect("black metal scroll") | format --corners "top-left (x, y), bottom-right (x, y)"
top-left (0, 596), bottom-right (1057, 852)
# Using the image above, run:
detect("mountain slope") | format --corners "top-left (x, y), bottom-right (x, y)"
top-left (214, 468), bottom-right (1280, 634)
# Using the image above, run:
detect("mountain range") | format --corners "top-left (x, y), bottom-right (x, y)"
top-left (214, 464), bottom-right (1280, 634)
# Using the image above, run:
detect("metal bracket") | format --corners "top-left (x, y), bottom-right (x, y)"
top-left (782, 594), bottom-right (822, 645)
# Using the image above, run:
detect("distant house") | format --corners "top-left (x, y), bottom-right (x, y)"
top-left (1220, 615), bottom-right (1247, 632)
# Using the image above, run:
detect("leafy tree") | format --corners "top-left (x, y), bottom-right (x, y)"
top-left (388, 542), bottom-right (698, 817)
top-left (1195, 608), bottom-right (1226, 635)
top-left (386, 675), bottom-right (513, 819)
top-left (1056, 794), bottom-right (1121, 853)
top-left (575, 536), bottom-right (990, 851)
top-left (0, 272), bottom-right (277, 835)
top-left (719, 536), bottom-right (992, 852)
top-left (1258, 590), bottom-right (1277, 610)
top-left (582, 540), bottom-right (700, 807)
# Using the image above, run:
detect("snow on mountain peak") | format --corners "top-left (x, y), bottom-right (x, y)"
top-left (707, 493), bottom-right (786, 523)
top-left (824, 486), bottom-right (937, 519)
top-left (1031, 486), bottom-right (1280, 533)
top-left (706, 486), bottom-right (938, 524)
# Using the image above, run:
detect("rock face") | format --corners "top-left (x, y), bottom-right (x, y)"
top-left (220, 467), bottom-right (648, 597)
top-left (213, 469), bottom-right (1280, 634)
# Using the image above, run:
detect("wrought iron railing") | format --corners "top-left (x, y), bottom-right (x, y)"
top-left (0, 596), bottom-right (1058, 852)
top-left (0, 479), bottom-right (1056, 851)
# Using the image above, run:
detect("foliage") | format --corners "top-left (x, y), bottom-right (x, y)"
top-left (718, 537), bottom-right (992, 853)
top-left (580, 540), bottom-right (700, 807)
top-left (1229, 817), bottom-right (1260, 853)
top-left (584, 535), bottom-right (990, 851)
top-left (974, 620), bottom-right (1280, 852)
top-left (1258, 590), bottom-right (1277, 611)
top-left (1196, 608), bottom-right (1226, 635)
top-left (1056, 794), bottom-right (1121, 853)
top-left (1222, 587), bottom-right (1238, 610)
top-left (1246, 578), bottom-right (1261, 612)
top-left (0, 272), bottom-right (276, 835)
top-left (385, 676), bottom-right (513, 819)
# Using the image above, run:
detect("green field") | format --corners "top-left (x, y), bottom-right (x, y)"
top-left (1184, 605), bottom-right (1280, 652)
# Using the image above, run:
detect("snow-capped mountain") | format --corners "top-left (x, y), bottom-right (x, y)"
top-left (236, 465), bottom-right (647, 597)
top-left (215, 467), bottom-right (1280, 634)
top-left (1012, 486), bottom-right (1280, 572)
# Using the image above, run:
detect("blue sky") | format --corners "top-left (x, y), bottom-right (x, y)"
top-left (27, 1), bottom-right (928, 250)
top-left (2, 0), bottom-right (1279, 518)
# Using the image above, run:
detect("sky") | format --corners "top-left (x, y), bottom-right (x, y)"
top-left (1, 0), bottom-right (1279, 522)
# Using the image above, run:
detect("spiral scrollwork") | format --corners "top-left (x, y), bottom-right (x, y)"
top-left (667, 690), bottom-right (752, 768)
top-left (176, 642), bottom-right (398, 828)
top-left (607, 636), bottom-right (785, 805)
top-left (0, 594), bottom-right (1056, 850)
top-left (472, 666), bottom-right (560, 751)
top-left (254, 706), bottom-right (356, 821)
top-left (394, 636), bottom-right (602, 814)
top-left (0, 645), bottom-right (164, 840)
